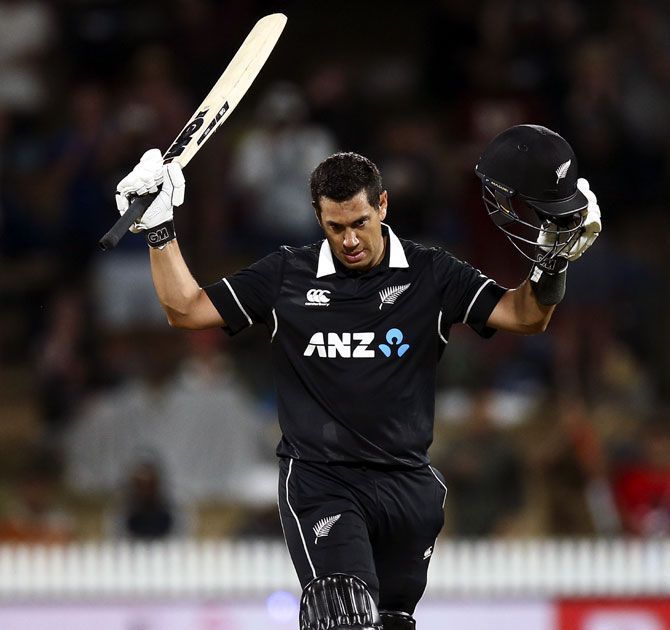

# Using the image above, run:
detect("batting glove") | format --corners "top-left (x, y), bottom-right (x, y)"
top-left (537, 178), bottom-right (602, 262)
top-left (115, 149), bottom-right (185, 233)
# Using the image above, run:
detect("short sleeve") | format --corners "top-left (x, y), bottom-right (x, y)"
top-left (204, 250), bottom-right (284, 335)
top-left (431, 248), bottom-right (507, 339)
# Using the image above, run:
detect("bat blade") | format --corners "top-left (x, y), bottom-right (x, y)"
top-left (163, 13), bottom-right (287, 167)
top-left (98, 13), bottom-right (287, 251)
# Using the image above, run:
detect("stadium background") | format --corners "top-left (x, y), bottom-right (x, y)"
top-left (0, 0), bottom-right (668, 628)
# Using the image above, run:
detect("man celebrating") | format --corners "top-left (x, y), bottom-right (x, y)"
top-left (115, 124), bottom-right (601, 630)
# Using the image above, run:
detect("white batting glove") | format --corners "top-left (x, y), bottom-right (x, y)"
top-left (115, 149), bottom-right (185, 232)
top-left (537, 178), bottom-right (602, 261)
top-left (116, 148), bottom-right (163, 209)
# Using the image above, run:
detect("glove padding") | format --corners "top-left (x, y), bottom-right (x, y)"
top-left (115, 149), bottom-right (185, 233)
top-left (537, 178), bottom-right (602, 261)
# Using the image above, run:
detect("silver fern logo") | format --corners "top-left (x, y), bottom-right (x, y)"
top-left (313, 514), bottom-right (341, 544)
top-left (379, 283), bottom-right (411, 310)
top-left (556, 159), bottom-right (571, 183)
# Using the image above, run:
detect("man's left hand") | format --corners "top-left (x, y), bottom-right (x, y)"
top-left (537, 178), bottom-right (602, 261)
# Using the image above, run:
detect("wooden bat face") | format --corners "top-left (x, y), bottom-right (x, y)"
top-left (162, 13), bottom-right (287, 167)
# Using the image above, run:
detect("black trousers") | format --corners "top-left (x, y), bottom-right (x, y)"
top-left (277, 458), bottom-right (447, 615)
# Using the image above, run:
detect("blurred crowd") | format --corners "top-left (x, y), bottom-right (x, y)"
top-left (0, 0), bottom-right (669, 542)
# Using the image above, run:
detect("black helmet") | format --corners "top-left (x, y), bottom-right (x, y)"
top-left (475, 124), bottom-right (588, 270)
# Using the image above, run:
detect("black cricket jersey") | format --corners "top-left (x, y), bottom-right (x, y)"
top-left (204, 224), bottom-right (506, 467)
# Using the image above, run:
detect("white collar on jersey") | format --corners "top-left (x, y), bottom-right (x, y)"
top-left (316, 222), bottom-right (409, 278)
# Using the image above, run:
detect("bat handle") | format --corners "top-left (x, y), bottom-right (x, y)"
top-left (98, 193), bottom-right (158, 251)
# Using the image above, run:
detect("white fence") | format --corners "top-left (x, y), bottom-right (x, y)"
top-left (0, 539), bottom-right (668, 600)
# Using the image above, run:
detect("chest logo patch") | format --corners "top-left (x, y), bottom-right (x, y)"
top-left (303, 329), bottom-right (410, 359)
top-left (379, 283), bottom-right (411, 310)
top-left (305, 288), bottom-right (331, 306)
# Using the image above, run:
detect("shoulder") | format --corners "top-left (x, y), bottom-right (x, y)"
top-left (279, 242), bottom-right (320, 262)
top-left (277, 242), bottom-right (322, 274)
top-left (396, 236), bottom-right (475, 287)
top-left (397, 237), bottom-right (454, 268)
top-left (249, 243), bottom-right (319, 266)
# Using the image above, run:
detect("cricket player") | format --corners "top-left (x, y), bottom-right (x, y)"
top-left (115, 124), bottom-right (601, 630)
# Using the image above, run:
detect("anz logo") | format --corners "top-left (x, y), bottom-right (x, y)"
top-left (378, 328), bottom-right (410, 357)
top-left (303, 328), bottom-right (411, 359)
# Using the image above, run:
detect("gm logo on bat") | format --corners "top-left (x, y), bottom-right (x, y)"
top-left (303, 328), bottom-right (410, 358)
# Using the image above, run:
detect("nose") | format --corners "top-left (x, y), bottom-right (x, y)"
top-left (343, 228), bottom-right (359, 250)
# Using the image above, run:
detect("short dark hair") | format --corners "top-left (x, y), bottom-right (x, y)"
top-left (310, 152), bottom-right (383, 214)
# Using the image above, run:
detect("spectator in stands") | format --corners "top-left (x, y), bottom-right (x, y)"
top-left (0, 0), bottom-right (55, 113)
top-left (0, 453), bottom-right (73, 544)
top-left (231, 81), bottom-right (335, 252)
top-left (65, 330), bottom-right (276, 506)
top-left (107, 456), bottom-right (188, 540)
top-left (35, 284), bottom-right (90, 438)
top-left (613, 412), bottom-right (670, 536)
top-left (438, 390), bottom-right (525, 536)
top-left (533, 397), bottom-right (619, 535)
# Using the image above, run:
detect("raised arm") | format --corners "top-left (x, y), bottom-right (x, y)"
top-left (115, 149), bottom-right (224, 330)
top-left (487, 278), bottom-right (554, 334)
top-left (149, 240), bottom-right (224, 329)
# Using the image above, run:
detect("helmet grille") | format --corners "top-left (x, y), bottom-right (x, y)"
top-left (481, 182), bottom-right (584, 270)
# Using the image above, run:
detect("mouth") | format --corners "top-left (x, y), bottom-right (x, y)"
top-left (342, 250), bottom-right (366, 264)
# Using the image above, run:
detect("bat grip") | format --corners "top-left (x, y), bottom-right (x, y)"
top-left (98, 193), bottom-right (158, 251)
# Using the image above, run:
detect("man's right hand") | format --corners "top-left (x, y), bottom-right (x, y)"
top-left (115, 148), bottom-right (185, 233)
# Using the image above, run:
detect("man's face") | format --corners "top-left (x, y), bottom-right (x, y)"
top-left (317, 190), bottom-right (388, 271)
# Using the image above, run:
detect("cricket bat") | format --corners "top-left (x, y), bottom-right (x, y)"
top-left (98, 13), bottom-right (287, 251)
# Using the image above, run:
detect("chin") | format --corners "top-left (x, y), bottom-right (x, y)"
top-left (341, 253), bottom-right (368, 268)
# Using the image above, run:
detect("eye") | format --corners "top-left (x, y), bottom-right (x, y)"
top-left (355, 218), bottom-right (368, 228)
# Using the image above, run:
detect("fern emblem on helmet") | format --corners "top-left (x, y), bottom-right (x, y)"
top-left (556, 159), bottom-right (571, 183)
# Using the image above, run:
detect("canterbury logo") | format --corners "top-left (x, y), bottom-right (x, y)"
top-left (305, 289), bottom-right (331, 306)
top-left (556, 159), bottom-right (571, 183)
top-left (379, 283), bottom-right (411, 310)
top-left (313, 514), bottom-right (341, 544)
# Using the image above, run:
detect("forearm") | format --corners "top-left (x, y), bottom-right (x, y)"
top-left (509, 277), bottom-right (556, 333)
top-left (484, 262), bottom-right (569, 333)
top-left (149, 239), bottom-right (204, 324)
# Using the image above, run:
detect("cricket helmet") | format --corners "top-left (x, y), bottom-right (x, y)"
top-left (475, 124), bottom-right (588, 270)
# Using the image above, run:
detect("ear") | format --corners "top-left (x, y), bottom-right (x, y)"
top-left (312, 202), bottom-right (323, 227)
top-left (378, 190), bottom-right (388, 221)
